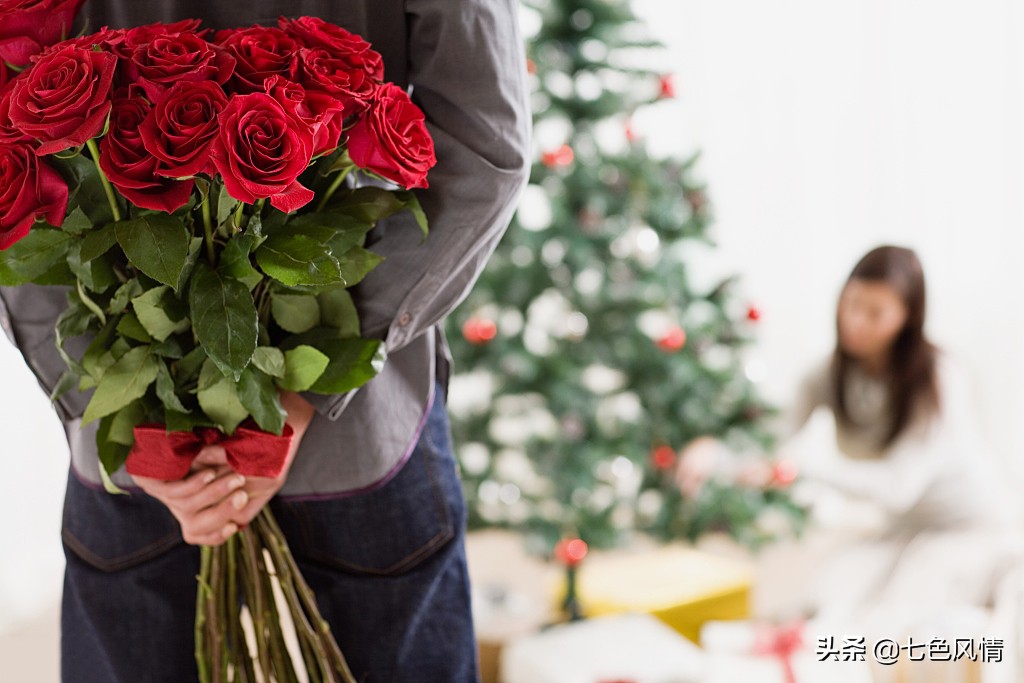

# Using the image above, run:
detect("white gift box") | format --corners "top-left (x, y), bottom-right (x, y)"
top-left (500, 612), bottom-right (706, 683)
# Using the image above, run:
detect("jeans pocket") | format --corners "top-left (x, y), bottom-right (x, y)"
top-left (61, 470), bottom-right (183, 572)
top-left (273, 398), bottom-right (460, 577)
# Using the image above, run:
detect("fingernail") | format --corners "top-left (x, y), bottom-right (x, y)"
top-left (222, 523), bottom-right (238, 539)
top-left (232, 491), bottom-right (248, 510)
top-left (202, 471), bottom-right (217, 484)
top-left (230, 475), bottom-right (246, 489)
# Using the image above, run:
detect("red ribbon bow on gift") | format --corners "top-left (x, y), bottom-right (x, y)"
top-left (125, 421), bottom-right (295, 480)
top-left (753, 620), bottom-right (805, 683)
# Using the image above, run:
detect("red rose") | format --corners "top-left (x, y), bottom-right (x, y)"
top-left (0, 80), bottom-right (30, 144)
top-left (279, 16), bottom-right (384, 80)
top-left (212, 92), bottom-right (315, 213)
top-left (99, 94), bottom-right (194, 213)
top-left (0, 0), bottom-right (84, 67)
top-left (140, 80), bottom-right (227, 178)
top-left (9, 44), bottom-right (116, 155)
top-left (297, 47), bottom-right (376, 116)
top-left (215, 26), bottom-right (299, 94)
top-left (263, 75), bottom-right (344, 158)
top-left (107, 19), bottom-right (204, 59)
top-left (125, 31), bottom-right (234, 100)
top-left (347, 83), bottom-right (435, 189)
top-left (0, 142), bottom-right (68, 249)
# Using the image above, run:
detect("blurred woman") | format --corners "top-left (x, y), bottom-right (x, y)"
top-left (681, 245), bottom-right (1021, 635)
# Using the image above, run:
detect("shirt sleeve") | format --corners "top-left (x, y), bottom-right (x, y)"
top-left (795, 353), bottom-right (967, 516)
top-left (305, 0), bottom-right (532, 419)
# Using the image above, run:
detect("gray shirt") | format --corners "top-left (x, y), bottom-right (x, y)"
top-left (0, 0), bottom-right (531, 497)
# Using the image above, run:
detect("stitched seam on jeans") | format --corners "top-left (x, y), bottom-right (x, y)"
top-left (61, 527), bottom-right (183, 573)
top-left (297, 412), bottom-right (457, 576)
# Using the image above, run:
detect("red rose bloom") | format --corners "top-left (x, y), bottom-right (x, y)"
top-left (100, 94), bottom-right (194, 213)
top-left (279, 16), bottom-right (384, 80)
top-left (0, 142), bottom-right (68, 249)
top-left (0, 80), bottom-right (30, 144)
top-left (297, 47), bottom-right (376, 116)
top-left (126, 31), bottom-right (235, 100)
top-left (347, 83), bottom-right (435, 189)
top-left (215, 26), bottom-right (299, 94)
top-left (212, 92), bottom-right (315, 213)
top-left (140, 80), bottom-right (228, 178)
top-left (0, 0), bottom-right (84, 67)
top-left (9, 45), bottom-right (116, 156)
top-left (107, 19), bottom-right (204, 59)
top-left (263, 75), bottom-right (344, 158)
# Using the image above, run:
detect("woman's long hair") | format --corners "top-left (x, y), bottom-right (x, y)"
top-left (830, 245), bottom-right (940, 448)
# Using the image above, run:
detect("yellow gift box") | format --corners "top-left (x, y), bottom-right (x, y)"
top-left (556, 545), bottom-right (753, 643)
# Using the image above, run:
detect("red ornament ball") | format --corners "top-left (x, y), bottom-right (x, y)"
top-left (651, 445), bottom-right (677, 470)
top-left (658, 74), bottom-right (676, 99)
top-left (541, 144), bottom-right (574, 168)
top-left (555, 538), bottom-right (588, 567)
top-left (462, 317), bottom-right (497, 345)
top-left (770, 459), bottom-right (799, 487)
top-left (747, 305), bottom-right (762, 322)
top-left (656, 326), bottom-right (687, 352)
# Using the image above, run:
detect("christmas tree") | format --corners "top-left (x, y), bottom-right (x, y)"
top-left (445, 0), bottom-right (806, 554)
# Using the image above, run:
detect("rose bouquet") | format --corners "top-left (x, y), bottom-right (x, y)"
top-left (0, 9), bottom-right (434, 682)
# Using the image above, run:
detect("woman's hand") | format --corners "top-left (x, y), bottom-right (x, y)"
top-left (132, 391), bottom-right (317, 546)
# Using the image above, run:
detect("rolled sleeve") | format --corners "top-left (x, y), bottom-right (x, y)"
top-left (307, 0), bottom-right (532, 419)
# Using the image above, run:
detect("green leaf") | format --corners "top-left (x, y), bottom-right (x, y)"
top-left (287, 212), bottom-right (375, 254)
top-left (30, 259), bottom-right (75, 286)
top-left (252, 347), bottom-right (285, 378)
top-left (108, 399), bottom-right (148, 446)
top-left (282, 330), bottom-right (385, 394)
top-left (188, 263), bottom-right (258, 381)
top-left (317, 287), bottom-right (360, 337)
top-left (220, 234), bottom-right (263, 290)
top-left (336, 246), bottom-right (384, 287)
top-left (175, 346), bottom-right (207, 381)
top-left (271, 291), bottom-right (321, 334)
top-left (155, 360), bottom-right (189, 413)
top-left (254, 233), bottom-right (344, 287)
top-left (68, 239), bottom-right (117, 292)
top-left (0, 228), bottom-right (73, 285)
top-left (79, 223), bottom-right (117, 261)
top-left (237, 366), bottom-right (286, 434)
top-left (176, 236), bottom-right (204, 293)
top-left (133, 285), bottom-right (190, 342)
top-left (61, 207), bottom-right (94, 236)
top-left (280, 345), bottom-right (330, 392)
top-left (96, 414), bottom-right (130, 490)
top-left (217, 182), bottom-right (240, 227)
top-left (395, 190), bottom-right (429, 238)
top-left (165, 409), bottom-right (215, 433)
top-left (80, 319), bottom-right (118, 383)
top-left (116, 311), bottom-right (154, 343)
top-left (115, 215), bottom-right (191, 291)
top-left (54, 153), bottom-right (116, 225)
top-left (197, 358), bottom-right (249, 434)
top-left (82, 345), bottom-right (160, 424)
top-left (151, 336), bottom-right (185, 359)
top-left (109, 279), bottom-right (144, 315)
top-left (329, 186), bottom-right (406, 225)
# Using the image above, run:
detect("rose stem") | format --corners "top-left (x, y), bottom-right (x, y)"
top-left (236, 540), bottom-right (259, 683)
top-left (218, 544), bottom-right (231, 683)
top-left (208, 546), bottom-right (224, 683)
top-left (315, 166), bottom-right (353, 213)
top-left (256, 511), bottom-right (356, 683)
top-left (240, 530), bottom-right (274, 683)
top-left (84, 138), bottom-right (122, 222)
top-left (259, 510), bottom-right (358, 683)
top-left (195, 546), bottom-right (213, 683)
top-left (257, 545), bottom-right (300, 683)
top-left (233, 201), bottom-right (245, 230)
top-left (201, 195), bottom-right (217, 265)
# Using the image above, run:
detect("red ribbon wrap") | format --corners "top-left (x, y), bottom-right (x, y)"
top-left (125, 421), bottom-right (295, 480)
top-left (752, 620), bottom-right (804, 683)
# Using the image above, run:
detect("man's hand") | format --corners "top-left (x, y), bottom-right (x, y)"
top-left (132, 391), bottom-right (317, 546)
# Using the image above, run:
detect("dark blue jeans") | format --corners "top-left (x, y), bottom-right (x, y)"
top-left (61, 385), bottom-right (479, 683)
